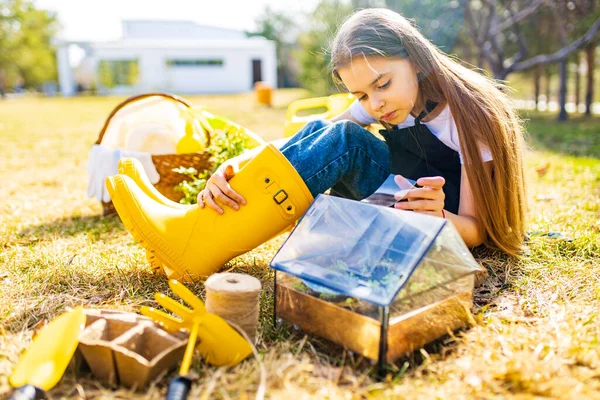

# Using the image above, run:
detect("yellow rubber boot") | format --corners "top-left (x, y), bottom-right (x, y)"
top-left (118, 158), bottom-right (189, 210)
top-left (106, 144), bottom-right (314, 280)
top-left (118, 157), bottom-right (189, 273)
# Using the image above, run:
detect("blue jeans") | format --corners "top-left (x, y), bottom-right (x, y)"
top-left (280, 120), bottom-right (390, 200)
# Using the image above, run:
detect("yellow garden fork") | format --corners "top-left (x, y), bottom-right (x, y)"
top-left (141, 280), bottom-right (252, 399)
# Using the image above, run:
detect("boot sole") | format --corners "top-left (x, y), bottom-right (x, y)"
top-left (106, 175), bottom-right (190, 280)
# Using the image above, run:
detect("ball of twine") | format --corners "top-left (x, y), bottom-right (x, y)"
top-left (205, 273), bottom-right (262, 343)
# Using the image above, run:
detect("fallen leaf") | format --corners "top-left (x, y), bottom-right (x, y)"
top-left (535, 162), bottom-right (551, 178)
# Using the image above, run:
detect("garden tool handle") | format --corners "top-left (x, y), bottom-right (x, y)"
top-left (9, 385), bottom-right (47, 400)
top-left (179, 320), bottom-right (200, 376)
top-left (165, 376), bottom-right (192, 400)
top-left (166, 318), bottom-right (200, 400)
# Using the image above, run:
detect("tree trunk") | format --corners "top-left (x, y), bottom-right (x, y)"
top-left (558, 58), bottom-right (568, 121)
top-left (534, 64), bottom-right (541, 110)
top-left (462, 39), bottom-right (474, 66)
top-left (478, 53), bottom-right (485, 70)
top-left (277, 66), bottom-right (284, 89)
top-left (575, 55), bottom-right (581, 112)
top-left (585, 43), bottom-right (596, 116)
top-left (0, 69), bottom-right (5, 98)
top-left (545, 69), bottom-right (552, 106)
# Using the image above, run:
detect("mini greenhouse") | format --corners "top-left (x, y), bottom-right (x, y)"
top-left (270, 194), bottom-right (482, 367)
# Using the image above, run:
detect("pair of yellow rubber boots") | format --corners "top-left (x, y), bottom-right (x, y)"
top-left (106, 144), bottom-right (314, 281)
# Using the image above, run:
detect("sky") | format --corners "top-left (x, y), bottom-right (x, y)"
top-left (35, 0), bottom-right (320, 41)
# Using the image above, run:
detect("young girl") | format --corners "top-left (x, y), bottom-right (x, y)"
top-left (107, 7), bottom-right (527, 280)
top-left (199, 8), bottom-right (526, 256)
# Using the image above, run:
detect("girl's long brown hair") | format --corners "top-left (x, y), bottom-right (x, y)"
top-left (331, 8), bottom-right (527, 256)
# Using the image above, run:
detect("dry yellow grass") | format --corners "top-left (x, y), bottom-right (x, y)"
top-left (0, 91), bottom-right (599, 399)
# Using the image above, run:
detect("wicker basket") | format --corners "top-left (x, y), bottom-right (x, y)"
top-left (95, 93), bottom-right (213, 216)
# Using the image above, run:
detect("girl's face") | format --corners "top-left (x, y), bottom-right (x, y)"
top-left (337, 56), bottom-right (420, 125)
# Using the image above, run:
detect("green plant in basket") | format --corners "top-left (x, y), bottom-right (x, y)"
top-left (173, 124), bottom-right (252, 204)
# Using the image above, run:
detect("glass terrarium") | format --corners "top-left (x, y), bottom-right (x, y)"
top-left (270, 194), bottom-right (482, 367)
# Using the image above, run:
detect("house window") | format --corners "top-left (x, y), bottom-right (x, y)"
top-left (97, 59), bottom-right (139, 88)
top-left (166, 59), bottom-right (224, 67)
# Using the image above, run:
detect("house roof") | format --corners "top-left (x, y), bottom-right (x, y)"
top-left (122, 20), bottom-right (248, 41)
top-left (91, 38), bottom-right (274, 50)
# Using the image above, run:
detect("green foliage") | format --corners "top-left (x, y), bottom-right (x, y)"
top-left (251, 6), bottom-right (297, 64)
top-left (384, 0), bottom-right (464, 51)
top-left (296, 0), bottom-right (353, 95)
top-left (461, 1), bottom-right (599, 80)
top-left (173, 126), bottom-right (252, 204)
top-left (251, 6), bottom-right (298, 88)
top-left (170, 167), bottom-right (209, 205)
top-left (0, 0), bottom-right (58, 89)
top-left (295, 0), bottom-right (463, 95)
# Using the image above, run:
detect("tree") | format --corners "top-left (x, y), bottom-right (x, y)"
top-left (385, 0), bottom-right (464, 52)
top-left (349, 0), bottom-right (466, 59)
top-left (584, 42), bottom-right (596, 116)
top-left (574, 53), bottom-right (581, 110)
top-left (297, 0), bottom-right (353, 95)
top-left (461, 0), bottom-right (600, 79)
top-left (583, 1), bottom-right (597, 117)
top-left (0, 0), bottom-right (58, 92)
top-left (461, 0), bottom-right (600, 120)
top-left (251, 6), bottom-right (299, 88)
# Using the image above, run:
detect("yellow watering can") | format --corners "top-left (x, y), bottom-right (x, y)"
top-left (9, 307), bottom-right (86, 399)
top-left (178, 106), bottom-right (266, 152)
top-left (283, 93), bottom-right (355, 138)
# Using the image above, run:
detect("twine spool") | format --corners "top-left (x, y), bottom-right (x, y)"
top-left (205, 273), bottom-right (262, 343)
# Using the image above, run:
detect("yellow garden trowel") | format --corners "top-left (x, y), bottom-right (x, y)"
top-left (9, 307), bottom-right (86, 400)
top-left (141, 280), bottom-right (252, 400)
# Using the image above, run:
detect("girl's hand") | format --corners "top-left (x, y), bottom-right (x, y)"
top-left (394, 176), bottom-right (446, 217)
top-left (197, 164), bottom-right (246, 214)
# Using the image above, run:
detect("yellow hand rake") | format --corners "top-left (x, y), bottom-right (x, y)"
top-left (141, 280), bottom-right (252, 399)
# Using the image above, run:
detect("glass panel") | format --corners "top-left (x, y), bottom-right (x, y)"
top-left (275, 270), bottom-right (475, 363)
top-left (271, 195), bottom-right (457, 306)
top-left (276, 271), bottom-right (383, 360)
top-left (277, 272), bottom-right (380, 319)
top-left (390, 271), bottom-right (475, 319)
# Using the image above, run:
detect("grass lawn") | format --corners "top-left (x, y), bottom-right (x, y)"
top-left (0, 90), bottom-right (599, 399)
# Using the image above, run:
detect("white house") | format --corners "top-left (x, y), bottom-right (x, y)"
top-left (55, 20), bottom-right (277, 96)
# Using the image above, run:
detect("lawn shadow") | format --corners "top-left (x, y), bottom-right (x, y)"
top-left (3, 263), bottom-right (173, 333)
top-left (522, 111), bottom-right (600, 159)
top-left (16, 213), bottom-right (123, 244)
top-left (471, 246), bottom-right (517, 310)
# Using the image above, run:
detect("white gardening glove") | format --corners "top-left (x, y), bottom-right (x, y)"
top-left (87, 144), bottom-right (120, 203)
top-left (87, 145), bottom-right (99, 199)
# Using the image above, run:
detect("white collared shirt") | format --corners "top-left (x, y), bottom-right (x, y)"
top-left (350, 100), bottom-right (493, 164)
